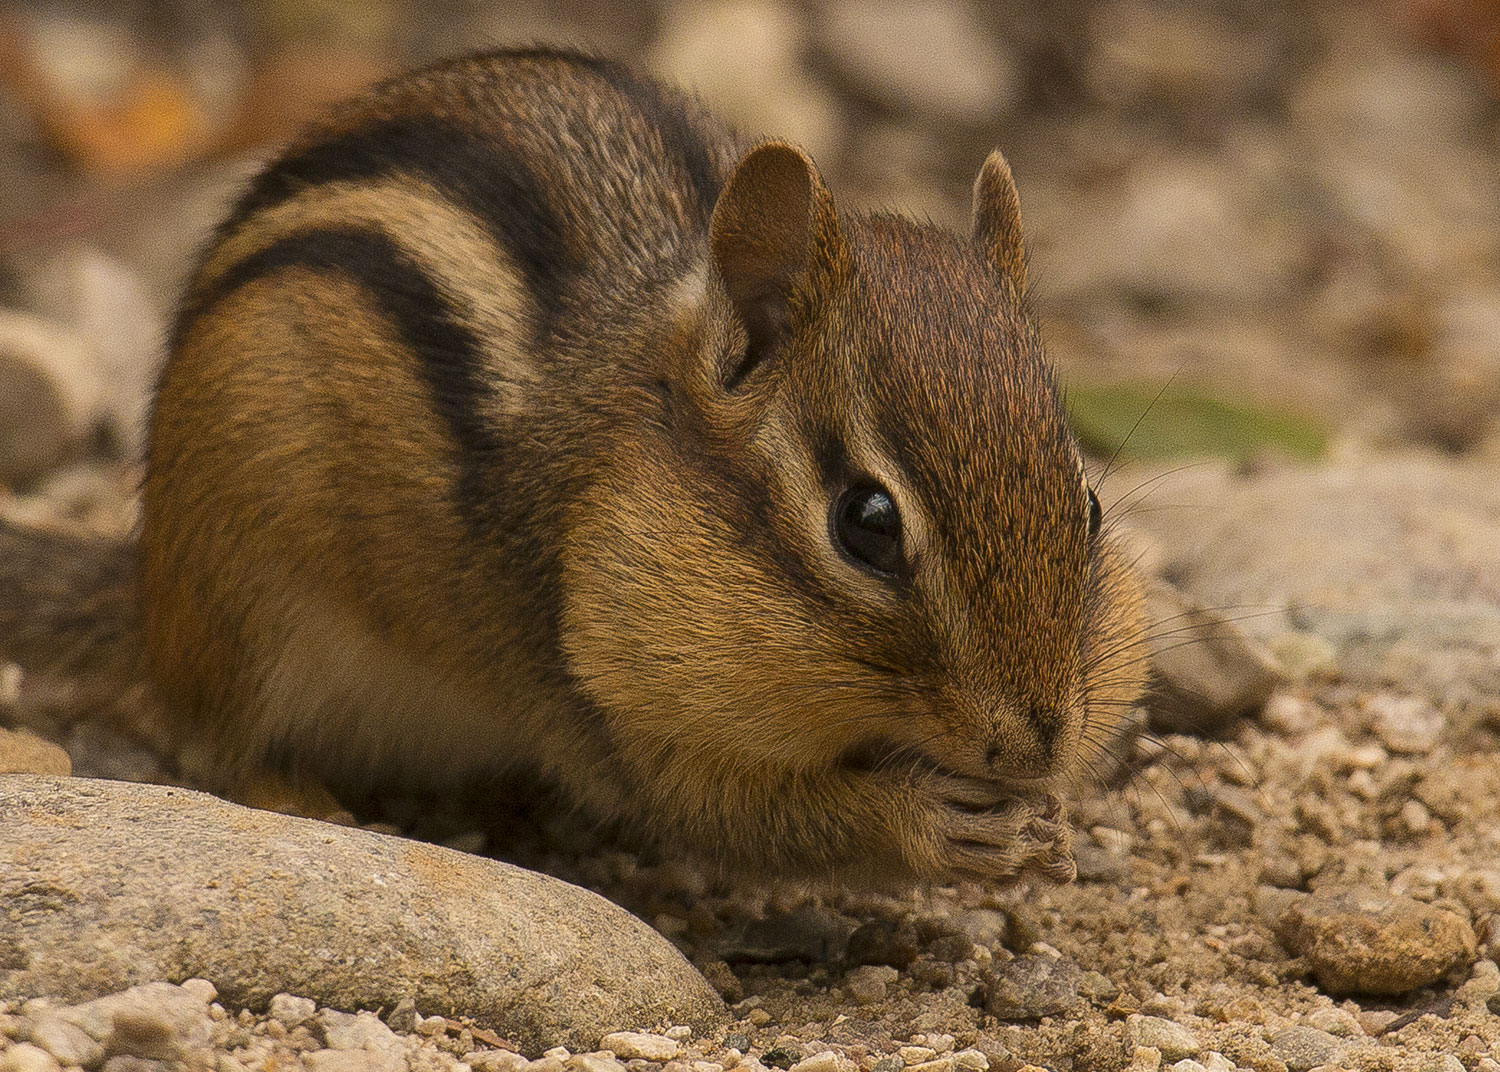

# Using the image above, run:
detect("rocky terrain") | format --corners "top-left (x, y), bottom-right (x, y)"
top-left (3, 2), bottom-right (1499, 1071)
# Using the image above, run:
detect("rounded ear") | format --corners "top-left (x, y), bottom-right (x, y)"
top-left (709, 141), bottom-right (845, 387)
top-left (971, 149), bottom-right (1027, 294)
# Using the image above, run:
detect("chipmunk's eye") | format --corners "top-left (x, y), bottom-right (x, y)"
top-left (1086, 487), bottom-right (1102, 540)
top-left (833, 485), bottom-right (902, 576)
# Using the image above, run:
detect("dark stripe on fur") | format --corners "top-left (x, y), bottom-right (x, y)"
top-left (190, 116), bottom-right (573, 348)
top-left (193, 227), bottom-right (498, 518)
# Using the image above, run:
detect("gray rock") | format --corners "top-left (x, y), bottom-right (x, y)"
top-left (0, 1043), bottom-right (63, 1072)
top-left (598, 1032), bottom-right (678, 1061)
top-left (1125, 1016), bottom-right (1199, 1062)
top-left (1274, 885), bottom-right (1477, 996)
top-left (816, 0), bottom-right (1019, 124)
top-left (0, 312), bottom-right (107, 485)
top-left (982, 954), bottom-right (1083, 1020)
top-left (19, 982), bottom-right (212, 1069)
top-left (1125, 454), bottom-right (1500, 707)
top-left (267, 994), bottom-right (317, 1029)
top-left (317, 1010), bottom-right (398, 1051)
top-left (1266, 1025), bottom-right (1346, 1072)
top-left (1143, 578), bottom-right (1283, 735)
top-left (0, 776), bottom-right (724, 1054)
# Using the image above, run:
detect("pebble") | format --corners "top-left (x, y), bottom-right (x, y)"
top-left (1274, 885), bottom-right (1478, 995)
top-left (316, 1010), bottom-right (398, 1051)
top-left (1368, 694), bottom-right (1445, 754)
top-left (0, 1043), bottom-right (62, 1072)
top-left (788, 1053), bottom-right (849, 1072)
top-left (1302, 1006), bottom-right (1361, 1037)
top-left (571, 1054), bottom-right (627, 1072)
top-left (843, 966), bottom-right (897, 1006)
top-left (898, 1049), bottom-right (935, 1066)
top-left (599, 1033), bottom-right (680, 1062)
top-left (1165, 1063), bottom-right (1205, 1072)
top-left (815, 0), bottom-right (1019, 124)
top-left (267, 995), bottom-right (317, 1030)
top-left (23, 982), bottom-right (213, 1068)
top-left (982, 954), bottom-right (1083, 1020)
top-left (1267, 1026), bottom-right (1347, 1072)
top-left (1125, 1016), bottom-right (1200, 1061)
top-left (950, 1052), bottom-right (987, 1072)
top-left (1417, 1058), bottom-right (1465, 1072)
top-left (304, 1050), bottom-right (404, 1072)
top-left (384, 998), bottom-right (417, 1034)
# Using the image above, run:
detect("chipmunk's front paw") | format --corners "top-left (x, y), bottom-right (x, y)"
top-left (926, 780), bottom-right (1076, 884)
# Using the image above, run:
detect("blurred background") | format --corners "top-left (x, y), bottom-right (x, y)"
top-left (2, 0), bottom-right (1500, 527)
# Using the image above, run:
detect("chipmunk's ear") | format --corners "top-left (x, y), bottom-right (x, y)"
top-left (972, 149), bottom-right (1027, 294)
top-left (709, 142), bottom-right (845, 388)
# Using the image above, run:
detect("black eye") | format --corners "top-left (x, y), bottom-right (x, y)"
top-left (833, 485), bottom-right (902, 576)
top-left (1086, 487), bottom-right (1102, 540)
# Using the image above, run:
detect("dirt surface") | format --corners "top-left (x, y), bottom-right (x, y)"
top-left (3, 2), bottom-right (1500, 1070)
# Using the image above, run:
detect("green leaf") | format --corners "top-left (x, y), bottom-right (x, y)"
top-left (1065, 381), bottom-right (1328, 462)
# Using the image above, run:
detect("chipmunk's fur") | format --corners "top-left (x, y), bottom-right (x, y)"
top-left (5, 48), bottom-right (1146, 882)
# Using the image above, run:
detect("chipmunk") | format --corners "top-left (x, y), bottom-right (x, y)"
top-left (3, 48), bottom-right (1147, 884)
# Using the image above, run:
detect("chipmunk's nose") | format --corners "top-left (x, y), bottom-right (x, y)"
top-left (985, 706), bottom-right (1064, 776)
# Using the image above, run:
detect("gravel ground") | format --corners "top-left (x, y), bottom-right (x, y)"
top-left (4, 1), bottom-right (1500, 1070)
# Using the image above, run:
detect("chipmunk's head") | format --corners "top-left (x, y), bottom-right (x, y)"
top-left (562, 142), bottom-right (1146, 876)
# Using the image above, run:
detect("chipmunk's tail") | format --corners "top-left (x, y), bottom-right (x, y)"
top-left (0, 518), bottom-right (143, 682)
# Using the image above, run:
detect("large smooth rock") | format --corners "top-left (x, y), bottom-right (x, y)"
top-left (0, 776), bottom-right (724, 1054)
top-left (1123, 453), bottom-right (1500, 706)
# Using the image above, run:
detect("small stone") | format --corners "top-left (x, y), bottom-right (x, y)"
top-left (268, 995), bottom-right (317, 1029)
top-left (1416, 1058), bottom-right (1465, 1072)
top-left (1078, 972), bottom-right (1120, 1003)
top-left (1126, 1046), bottom-right (1160, 1072)
top-left (305, 1049), bottom-right (405, 1072)
top-left (100, 1058), bottom-right (167, 1072)
top-left (950, 1052), bottom-right (987, 1072)
top-left (1303, 1007), bottom-right (1360, 1037)
top-left (466, 1052), bottom-right (529, 1072)
top-left (844, 966), bottom-right (897, 1006)
top-left (664, 1028), bottom-right (691, 1042)
top-left (898, 1049), bottom-right (935, 1066)
top-left (845, 921), bottom-right (919, 969)
top-left (384, 997), bottom-right (417, 1034)
top-left (871, 1058), bottom-right (903, 1072)
top-left (317, 1010), bottom-right (398, 1051)
top-left (1368, 695), bottom-right (1444, 755)
top-left (1198, 1055), bottom-right (1233, 1072)
top-left (761, 1049), bottom-right (799, 1070)
top-left (600, 1033), bottom-right (680, 1062)
top-left (544, 1048), bottom-right (572, 1061)
top-left (24, 1014), bottom-right (101, 1067)
top-left (571, 1054), bottom-right (627, 1072)
top-left (723, 1034), bottom-right (751, 1053)
top-left (1267, 1026), bottom-right (1346, 1072)
top-left (178, 981), bottom-right (217, 1005)
top-left (1126, 1017), bottom-right (1200, 1062)
top-left (1165, 1063), bottom-right (1206, 1072)
top-left (1274, 886), bottom-right (1478, 995)
top-left (746, 1010), bottom-right (772, 1027)
top-left (982, 954), bottom-right (1083, 1020)
top-left (906, 1061), bottom-right (951, 1072)
top-left (788, 1053), bottom-right (848, 1072)
top-left (816, 0), bottom-right (1019, 124)
top-left (0, 1043), bottom-right (62, 1072)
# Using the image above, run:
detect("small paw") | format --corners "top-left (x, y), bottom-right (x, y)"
top-left (930, 784), bottom-right (1075, 884)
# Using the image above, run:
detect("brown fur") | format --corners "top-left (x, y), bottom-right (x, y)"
top-left (28, 49), bottom-right (1148, 883)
